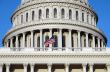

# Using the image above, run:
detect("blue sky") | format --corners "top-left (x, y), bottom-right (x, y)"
top-left (0, 0), bottom-right (110, 47)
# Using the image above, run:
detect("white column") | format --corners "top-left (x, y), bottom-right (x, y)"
top-left (6, 64), bottom-right (10, 72)
top-left (0, 64), bottom-right (3, 72)
top-left (16, 35), bottom-right (19, 48)
top-left (101, 40), bottom-right (104, 48)
top-left (86, 33), bottom-right (89, 48)
top-left (68, 29), bottom-right (72, 48)
top-left (92, 35), bottom-right (95, 48)
top-left (48, 64), bottom-right (52, 72)
top-left (31, 31), bottom-right (34, 48)
top-left (49, 29), bottom-right (52, 48)
top-left (78, 31), bottom-right (81, 48)
top-left (40, 29), bottom-right (43, 48)
top-left (24, 64), bottom-right (28, 72)
top-left (23, 33), bottom-right (26, 48)
top-left (82, 64), bottom-right (87, 72)
top-left (31, 64), bottom-right (34, 72)
top-left (7, 40), bottom-right (9, 48)
top-left (89, 63), bottom-right (94, 72)
top-left (10, 38), bottom-right (13, 47)
top-left (98, 38), bottom-right (100, 48)
top-left (107, 64), bottom-right (110, 72)
top-left (59, 29), bottom-right (62, 48)
top-left (44, 33), bottom-right (46, 48)
top-left (65, 64), bottom-right (69, 72)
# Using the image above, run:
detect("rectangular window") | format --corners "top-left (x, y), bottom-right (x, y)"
top-left (26, 13), bottom-right (28, 22)
top-left (82, 13), bottom-right (84, 22)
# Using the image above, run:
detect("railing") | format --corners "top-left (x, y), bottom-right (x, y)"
top-left (0, 47), bottom-right (108, 52)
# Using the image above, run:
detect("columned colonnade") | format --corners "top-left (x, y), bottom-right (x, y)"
top-left (0, 63), bottom-right (110, 72)
top-left (5, 29), bottom-right (105, 48)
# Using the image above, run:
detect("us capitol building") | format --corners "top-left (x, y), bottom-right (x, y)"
top-left (0, 0), bottom-right (110, 72)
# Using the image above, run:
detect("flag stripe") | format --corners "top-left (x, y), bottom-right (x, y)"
top-left (44, 36), bottom-right (55, 47)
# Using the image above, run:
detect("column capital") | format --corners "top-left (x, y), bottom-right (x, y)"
top-left (92, 34), bottom-right (95, 37)
top-left (6, 63), bottom-right (10, 66)
top-left (10, 37), bottom-right (14, 39)
top-left (82, 63), bottom-right (87, 66)
top-left (30, 30), bottom-right (34, 33)
top-left (59, 28), bottom-right (62, 31)
top-left (69, 29), bottom-right (72, 31)
top-left (48, 63), bottom-right (52, 66)
top-left (85, 32), bottom-right (89, 34)
top-left (23, 63), bottom-right (28, 66)
top-left (16, 34), bottom-right (19, 37)
top-left (89, 63), bottom-right (94, 66)
top-left (40, 29), bottom-right (43, 31)
top-left (106, 63), bottom-right (110, 66)
top-left (65, 63), bottom-right (70, 66)
top-left (23, 32), bottom-right (26, 34)
top-left (30, 63), bottom-right (35, 66)
top-left (77, 30), bottom-right (81, 33)
top-left (49, 28), bottom-right (53, 30)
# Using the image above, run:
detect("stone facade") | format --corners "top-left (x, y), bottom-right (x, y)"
top-left (0, 0), bottom-right (109, 72)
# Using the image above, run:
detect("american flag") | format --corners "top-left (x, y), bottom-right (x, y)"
top-left (44, 36), bottom-right (55, 47)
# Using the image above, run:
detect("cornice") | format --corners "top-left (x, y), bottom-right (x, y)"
top-left (0, 52), bottom-right (110, 58)
top-left (3, 22), bottom-right (107, 44)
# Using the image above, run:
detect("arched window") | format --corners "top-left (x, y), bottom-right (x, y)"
top-left (69, 9), bottom-right (72, 19)
top-left (91, 15), bottom-right (93, 24)
top-left (32, 11), bottom-right (35, 21)
top-left (21, 15), bottom-right (23, 23)
top-left (45, 36), bottom-right (49, 47)
top-left (38, 9), bottom-right (42, 19)
top-left (46, 9), bottom-right (49, 18)
top-left (72, 36), bottom-right (74, 47)
top-left (37, 36), bottom-right (40, 47)
top-left (52, 35), bottom-right (58, 47)
top-left (61, 9), bottom-right (65, 19)
top-left (87, 14), bottom-right (89, 23)
top-left (54, 8), bottom-right (57, 18)
top-left (76, 11), bottom-right (78, 20)
top-left (94, 17), bottom-right (96, 25)
top-left (26, 13), bottom-right (28, 22)
top-left (62, 35), bottom-right (66, 47)
top-left (84, 39), bottom-right (86, 47)
top-left (82, 13), bottom-right (84, 22)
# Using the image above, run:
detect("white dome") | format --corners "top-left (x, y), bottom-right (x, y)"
top-left (3, 0), bottom-right (107, 49)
